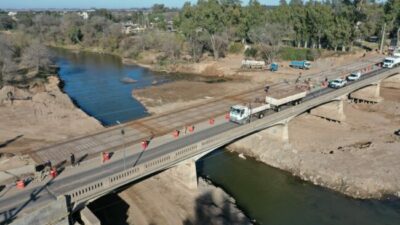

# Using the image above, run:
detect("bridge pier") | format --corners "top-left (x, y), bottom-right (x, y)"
top-left (80, 207), bottom-right (101, 225)
top-left (310, 98), bottom-right (346, 123)
top-left (349, 82), bottom-right (383, 104)
top-left (264, 121), bottom-right (289, 142)
top-left (167, 159), bottom-right (197, 190)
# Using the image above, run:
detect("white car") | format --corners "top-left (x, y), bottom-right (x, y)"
top-left (346, 71), bottom-right (361, 81)
top-left (329, 79), bottom-right (347, 89)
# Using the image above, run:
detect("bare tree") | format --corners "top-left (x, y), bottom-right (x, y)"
top-left (21, 40), bottom-right (51, 71)
top-left (160, 33), bottom-right (183, 60)
top-left (213, 32), bottom-right (229, 58)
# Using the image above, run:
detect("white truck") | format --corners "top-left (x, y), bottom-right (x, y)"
top-left (383, 57), bottom-right (400, 68)
top-left (229, 88), bottom-right (307, 124)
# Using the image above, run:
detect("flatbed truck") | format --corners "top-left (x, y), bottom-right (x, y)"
top-left (229, 87), bottom-right (307, 124)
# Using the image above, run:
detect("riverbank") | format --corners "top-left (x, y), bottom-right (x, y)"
top-left (0, 76), bottom-right (103, 155)
top-left (51, 43), bottom-right (375, 81)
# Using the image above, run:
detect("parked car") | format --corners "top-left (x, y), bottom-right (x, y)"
top-left (329, 79), bottom-right (347, 89)
top-left (346, 71), bottom-right (362, 81)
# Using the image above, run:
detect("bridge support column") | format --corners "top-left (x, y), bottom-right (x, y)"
top-left (80, 207), bottom-right (101, 225)
top-left (310, 98), bottom-right (346, 122)
top-left (264, 122), bottom-right (289, 142)
top-left (167, 159), bottom-right (197, 190)
top-left (350, 82), bottom-right (383, 104)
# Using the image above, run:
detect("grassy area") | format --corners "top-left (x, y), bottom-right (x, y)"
top-left (278, 47), bottom-right (322, 61)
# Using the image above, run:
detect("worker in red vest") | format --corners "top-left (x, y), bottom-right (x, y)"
top-left (50, 167), bottom-right (57, 178)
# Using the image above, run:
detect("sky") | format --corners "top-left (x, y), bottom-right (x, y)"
top-left (0, 0), bottom-right (280, 9)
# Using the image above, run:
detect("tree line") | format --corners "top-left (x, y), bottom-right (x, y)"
top-left (1, 0), bottom-right (400, 69)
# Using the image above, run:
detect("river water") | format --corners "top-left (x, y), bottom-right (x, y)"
top-left (53, 49), bottom-right (400, 225)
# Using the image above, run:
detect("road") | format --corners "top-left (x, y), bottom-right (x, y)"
top-left (0, 61), bottom-right (393, 223)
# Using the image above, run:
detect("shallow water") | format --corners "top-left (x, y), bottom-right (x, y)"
top-left (52, 48), bottom-right (170, 125)
top-left (54, 49), bottom-right (400, 225)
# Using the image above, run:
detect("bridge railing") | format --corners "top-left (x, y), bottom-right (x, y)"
top-left (65, 67), bottom-right (399, 210)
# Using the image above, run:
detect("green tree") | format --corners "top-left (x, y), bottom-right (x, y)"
top-left (67, 26), bottom-right (83, 44)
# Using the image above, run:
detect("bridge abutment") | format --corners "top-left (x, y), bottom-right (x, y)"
top-left (167, 159), bottom-right (197, 190)
top-left (350, 82), bottom-right (383, 104)
top-left (310, 98), bottom-right (346, 122)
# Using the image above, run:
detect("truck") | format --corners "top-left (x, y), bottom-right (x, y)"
top-left (289, 60), bottom-right (311, 69)
top-left (229, 87), bottom-right (307, 124)
top-left (265, 88), bottom-right (307, 111)
top-left (229, 102), bottom-right (271, 124)
top-left (241, 59), bottom-right (266, 69)
top-left (382, 57), bottom-right (400, 68)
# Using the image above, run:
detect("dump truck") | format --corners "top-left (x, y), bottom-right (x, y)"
top-left (289, 60), bottom-right (311, 69)
top-left (229, 87), bottom-right (307, 124)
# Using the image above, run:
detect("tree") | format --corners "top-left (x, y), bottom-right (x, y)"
top-left (194, 0), bottom-right (227, 59)
top-left (0, 14), bottom-right (16, 30)
top-left (249, 23), bottom-right (293, 63)
top-left (21, 41), bottom-right (51, 71)
top-left (290, 0), bottom-right (303, 6)
top-left (280, 0), bottom-right (288, 6)
top-left (67, 26), bottom-right (83, 44)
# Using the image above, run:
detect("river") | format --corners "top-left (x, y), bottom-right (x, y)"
top-left (53, 49), bottom-right (400, 225)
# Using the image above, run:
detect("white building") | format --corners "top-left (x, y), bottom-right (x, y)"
top-left (78, 12), bottom-right (89, 20)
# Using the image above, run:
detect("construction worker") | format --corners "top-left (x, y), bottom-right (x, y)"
top-left (50, 167), bottom-right (57, 178)
top-left (70, 153), bottom-right (75, 167)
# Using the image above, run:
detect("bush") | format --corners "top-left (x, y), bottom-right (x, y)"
top-left (278, 47), bottom-right (321, 61)
top-left (244, 47), bottom-right (258, 58)
top-left (228, 42), bottom-right (243, 54)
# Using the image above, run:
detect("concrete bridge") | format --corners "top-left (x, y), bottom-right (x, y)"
top-left (2, 65), bottom-right (400, 225)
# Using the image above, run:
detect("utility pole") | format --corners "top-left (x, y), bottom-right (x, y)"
top-left (380, 23), bottom-right (386, 54)
top-left (116, 121), bottom-right (126, 171)
top-left (397, 27), bottom-right (400, 48)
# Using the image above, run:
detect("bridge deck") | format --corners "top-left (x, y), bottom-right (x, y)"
top-left (27, 56), bottom-right (384, 165)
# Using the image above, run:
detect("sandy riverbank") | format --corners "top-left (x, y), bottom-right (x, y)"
top-left (0, 76), bottom-right (103, 155)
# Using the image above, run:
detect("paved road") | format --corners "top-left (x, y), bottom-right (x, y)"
top-left (0, 62), bottom-right (392, 223)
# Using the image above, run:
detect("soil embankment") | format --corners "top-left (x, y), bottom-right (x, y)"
top-left (0, 76), bottom-right (102, 154)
